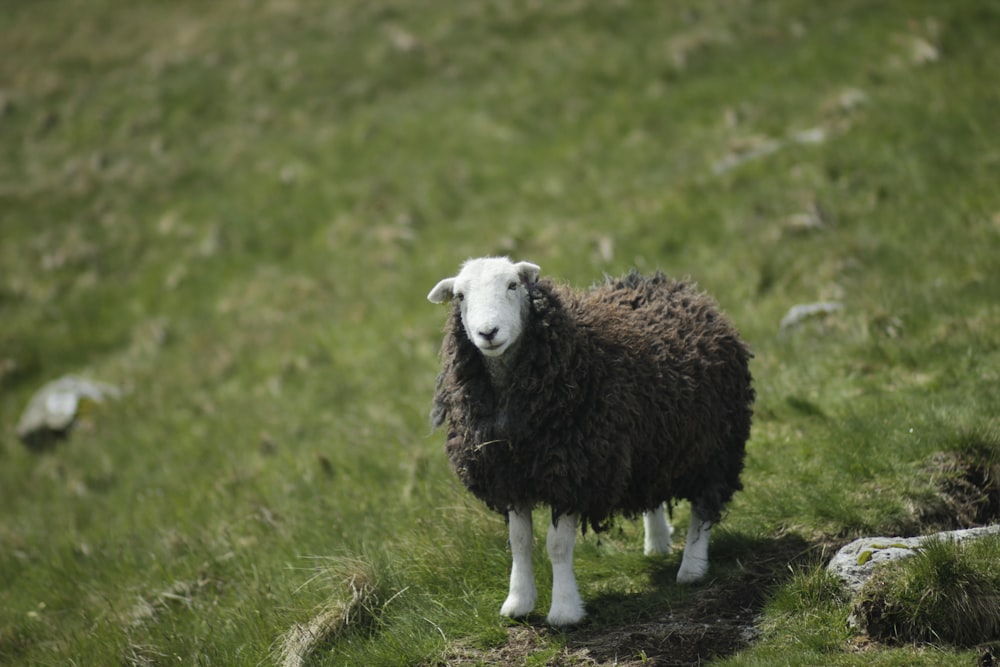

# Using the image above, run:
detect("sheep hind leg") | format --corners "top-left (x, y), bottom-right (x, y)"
top-left (500, 507), bottom-right (537, 618)
top-left (643, 504), bottom-right (673, 555)
top-left (676, 506), bottom-right (712, 584)
top-left (545, 513), bottom-right (585, 626)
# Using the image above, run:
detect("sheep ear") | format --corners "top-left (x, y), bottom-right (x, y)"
top-left (515, 261), bottom-right (541, 286)
top-left (427, 277), bottom-right (456, 304)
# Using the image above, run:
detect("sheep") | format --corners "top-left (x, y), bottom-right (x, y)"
top-left (427, 257), bottom-right (754, 626)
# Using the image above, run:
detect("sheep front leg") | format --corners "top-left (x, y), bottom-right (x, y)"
top-left (676, 506), bottom-right (712, 584)
top-left (643, 504), bottom-right (673, 555)
top-left (500, 507), bottom-right (537, 618)
top-left (546, 513), bottom-right (585, 626)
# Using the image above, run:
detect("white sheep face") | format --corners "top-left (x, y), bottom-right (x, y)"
top-left (428, 257), bottom-right (541, 357)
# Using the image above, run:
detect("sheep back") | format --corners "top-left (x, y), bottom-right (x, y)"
top-left (432, 271), bottom-right (753, 532)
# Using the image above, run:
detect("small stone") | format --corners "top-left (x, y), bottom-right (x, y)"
top-left (779, 301), bottom-right (843, 335)
top-left (16, 375), bottom-right (121, 450)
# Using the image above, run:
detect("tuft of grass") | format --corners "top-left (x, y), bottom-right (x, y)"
top-left (750, 566), bottom-right (853, 658)
top-left (852, 536), bottom-right (1000, 647)
top-left (275, 560), bottom-right (379, 667)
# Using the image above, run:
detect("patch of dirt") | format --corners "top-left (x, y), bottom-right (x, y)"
top-left (979, 642), bottom-right (1000, 667)
top-left (437, 534), bottom-right (833, 666)
top-left (570, 615), bottom-right (753, 667)
top-left (919, 444), bottom-right (1000, 530)
top-left (438, 626), bottom-right (595, 667)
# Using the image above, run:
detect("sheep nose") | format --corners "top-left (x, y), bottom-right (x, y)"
top-left (479, 327), bottom-right (499, 342)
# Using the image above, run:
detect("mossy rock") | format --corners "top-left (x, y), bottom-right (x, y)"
top-left (851, 537), bottom-right (1000, 647)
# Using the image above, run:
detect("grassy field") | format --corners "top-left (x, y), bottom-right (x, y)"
top-left (2, 0), bottom-right (999, 665)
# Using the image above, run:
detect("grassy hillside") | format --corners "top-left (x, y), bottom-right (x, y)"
top-left (2, 0), bottom-right (999, 665)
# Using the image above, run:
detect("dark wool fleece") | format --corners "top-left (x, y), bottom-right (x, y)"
top-left (431, 271), bottom-right (754, 532)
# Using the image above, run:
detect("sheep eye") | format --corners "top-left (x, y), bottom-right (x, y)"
top-left (455, 292), bottom-right (464, 301)
top-left (508, 281), bottom-right (518, 291)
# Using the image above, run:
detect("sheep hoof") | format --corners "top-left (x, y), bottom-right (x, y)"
top-left (643, 535), bottom-right (673, 555)
top-left (500, 592), bottom-right (537, 619)
top-left (676, 564), bottom-right (708, 584)
top-left (546, 597), bottom-right (586, 627)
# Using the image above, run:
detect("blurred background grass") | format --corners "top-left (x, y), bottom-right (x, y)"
top-left (2, 0), bottom-right (999, 664)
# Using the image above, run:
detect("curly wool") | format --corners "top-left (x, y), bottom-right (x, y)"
top-left (432, 271), bottom-right (754, 532)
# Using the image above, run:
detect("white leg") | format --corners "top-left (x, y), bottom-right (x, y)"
top-left (500, 507), bottom-right (537, 618)
top-left (545, 513), bottom-right (585, 626)
top-left (676, 507), bottom-right (712, 584)
top-left (643, 504), bottom-right (673, 555)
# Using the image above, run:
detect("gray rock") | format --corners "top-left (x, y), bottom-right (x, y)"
top-left (16, 375), bottom-right (121, 449)
top-left (827, 525), bottom-right (1000, 594)
top-left (779, 301), bottom-right (843, 335)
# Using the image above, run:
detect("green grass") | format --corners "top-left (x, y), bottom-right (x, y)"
top-left (852, 536), bottom-right (1000, 647)
top-left (2, 0), bottom-right (1000, 665)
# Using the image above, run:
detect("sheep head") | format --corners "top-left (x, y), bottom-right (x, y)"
top-left (428, 257), bottom-right (540, 357)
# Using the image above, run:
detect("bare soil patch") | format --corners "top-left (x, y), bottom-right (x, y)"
top-left (920, 445), bottom-right (1000, 530)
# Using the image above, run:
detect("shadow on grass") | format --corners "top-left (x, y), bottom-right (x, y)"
top-left (563, 532), bottom-right (832, 666)
top-left (431, 532), bottom-right (846, 666)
